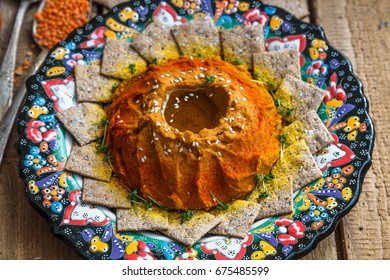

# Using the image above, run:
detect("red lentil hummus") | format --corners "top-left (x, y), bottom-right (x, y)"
top-left (107, 57), bottom-right (282, 210)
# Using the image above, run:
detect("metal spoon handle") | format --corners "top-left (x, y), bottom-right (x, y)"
top-left (0, 1), bottom-right (31, 121)
top-left (0, 49), bottom-right (48, 166)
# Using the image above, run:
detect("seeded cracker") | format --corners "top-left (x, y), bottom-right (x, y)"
top-left (171, 15), bottom-right (221, 58)
top-left (82, 178), bottom-right (132, 208)
top-left (281, 110), bottom-right (334, 154)
top-left (272, 140), bottom-right (322, 191)
top-left (247, 176), bottom-right (293, 221)
top-left (65, 142), bottom-right (112, 182)
top-left (117, 206), bottom-right (169, 232)
top-left (56, 102), bottom-right (107, 146)
top-left (101, 38), bottom-right (147, 80)
top-left (274, 74), bottom-right (327, 123)
top-left (220, 25), bottom-right (265, 70)
top-left (209, 200), bottom-right (261, 238)
top-left (75, 64), bottom-right (120, 103)
top-left (131, 19), bottom-right (180, 64)
top-left (161, 211), bottom-right (220, 247)
top-left (253, 49), bottom-right (301, 90)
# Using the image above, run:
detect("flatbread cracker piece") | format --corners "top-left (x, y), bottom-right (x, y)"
top-left (220, 25), bottom-right (265, 70)
top-left (56, 102), bottom-right (106, 146)
top-left (253, 49), bottom-right (301, 91)
top-left (131, 19), bottom-right (180, 64)
top-left (101, 38), bottom-right (147, 80)
top-left (82, 178), bottom-right (132, 208)
top-left (209, 200), bottom-right (261, 238)
top-left (117, 206), bottom-right (169, 232)
top-left (281, 110), bottom-right (333, 154)
top-left (247, 176), bottom-right (294, 220)
top-left (75, 64), bottom-right (120, 103)
top-left (274, 74), bottom-right (327, 122)
top-left (65, 142), bottom-right (112, 182)
top-left (162, 211), bottom-right (220, 247)
top-left (272, 140), bottom-right (322, 191)
top-left (171, 15), bottom-right (221, 58)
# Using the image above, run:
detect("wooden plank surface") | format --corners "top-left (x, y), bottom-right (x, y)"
top-left (344, 0), bottom-right (389, 259)
top-left (315, 0), bottom-right (390, 260)
top-left (0, 0), bottom-right (386, 260)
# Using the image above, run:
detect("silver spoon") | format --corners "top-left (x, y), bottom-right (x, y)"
top-left (0, 0), bottom-right (41, 121)
top-left (0, 0), bottom-right (93, 165)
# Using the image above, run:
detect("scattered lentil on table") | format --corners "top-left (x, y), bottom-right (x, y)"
top-left (34, 0), bottom-right (90, 49)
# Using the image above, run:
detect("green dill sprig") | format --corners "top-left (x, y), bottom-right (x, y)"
top-left (205, 75), bottom-right (216, 83)
top-left (251, 74), bottom-right (278, 94)
top-left (129, 63), bottom-right (136, 74)
top-left (95, 119), bottom-right (115, 172)
top-left (255, 173), bottom-right (273, 199)
top-left (127, 190), bottom-right (169, 211)
top-left (111, 83), bottom-right (120, 93)
top-left (210, 191), bottom-right (230, 210)
top-left (275, 99), bottom-right (294, 117)
top-left (128, 190), bottom-right (153, 210)
top-left (151, 58), bottom-right (158, 64)
top-left (277, 134), bottom-right (289, 160)
top-left (148, 195), bottom-right (168, 211)
top-left (181, 210), bottom-right (194, 224)
top-left (235, 58), bottom-right (244, 65)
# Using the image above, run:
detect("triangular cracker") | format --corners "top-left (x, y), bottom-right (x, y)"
top-left (220, 25), bottom-right (265, 70)
top-left (272, 140), bottom-right (322, 191)
top-left (117, 206), bottom-right (169, 232)
top-left (253, 49), bottom-right (301, 91)
top-left (101, 38), bottom-right (147, 80)
top-left (161, 211), bottom-right (220, 247)
top-left (65, 142), bottom-right (112, 182)
top-left (171, 15), bottom-right (221, 58)
top-left (281, 110), bottom-right (333, 154)
top-left (75, 64), bottom-right (120, 103)
top-left (82, 178), bottom-right (132, 208)
top-left (273, 74), bottom-right (327, 122)
top-left (56, 102), bottom-right (107, 146)
top-left (208, 200), bottom-right (261, 238)
top-left (131, 19), bottom-right (181, 64)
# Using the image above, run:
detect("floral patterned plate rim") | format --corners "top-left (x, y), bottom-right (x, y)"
top-left (17, 0), bottom-right (374, 260)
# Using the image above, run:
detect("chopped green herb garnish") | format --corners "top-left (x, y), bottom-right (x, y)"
top-left (128, 190), bottom-right (141, 205)
top-left (181, 210), bottom-right (194, 224)
top-left (277, 134), bottom-right (290, 159)
top-left (151, 58), bottom-right (158, 64)
top-left (277, 102), bottom-right (294, 117)
top-left (251, 75), bottom-right (278, 93)
top-left (148, 195), bottom-right (168, 210)
top-left (210, 191), bottom-right (230, 210)
top-left (128, 189), bottom-right (154, 210)
top-left (95, 119), bottom-right (115, 172)
top-left (255, 173), bottom-right (272, 199)
top-left (205, 75), bottom-right (216, 83)
top-left (111, 83), bottom-right (119, 93)
top-left (258, 190), bottom-right (270, 199)
top-left (129, 63), bottom-right (136, 74)
top-left (235, 58), bottom-right (244, 65)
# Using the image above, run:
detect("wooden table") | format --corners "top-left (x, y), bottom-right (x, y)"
top-left (0, 0), bottom-right (388, 260)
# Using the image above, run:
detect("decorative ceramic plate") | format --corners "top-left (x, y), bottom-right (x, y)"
top-left (17, 0), bottom-right (374, 260)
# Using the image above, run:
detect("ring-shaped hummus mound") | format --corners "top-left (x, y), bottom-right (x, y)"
top-left (107, 57), bottom-right (282, 210)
